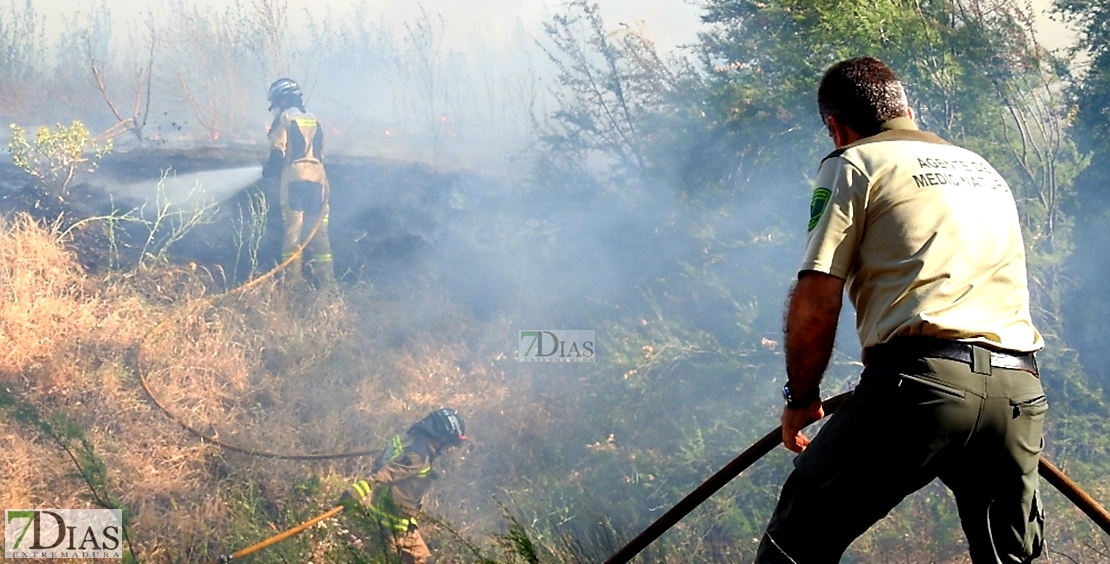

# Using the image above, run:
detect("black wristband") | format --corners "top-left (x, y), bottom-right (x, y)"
top-left (782, 383), bottom-right (820, 409)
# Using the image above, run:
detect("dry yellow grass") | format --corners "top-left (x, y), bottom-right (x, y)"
top-left (1, 214), bottom-right (93, 379)
top-left (0, 212), bottom-right (528, 562)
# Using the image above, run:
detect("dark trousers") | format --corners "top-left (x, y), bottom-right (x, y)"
top-left (756, 350), bottom-right (1046, 563)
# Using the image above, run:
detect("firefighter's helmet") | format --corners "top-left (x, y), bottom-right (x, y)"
top-left (267, 78), bottom-right (303, 111)
top-left (410, 408), bottom-right (467, 445)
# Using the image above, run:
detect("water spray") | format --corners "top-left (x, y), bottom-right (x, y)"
top-left (111, 165), bottom-right (264, 212)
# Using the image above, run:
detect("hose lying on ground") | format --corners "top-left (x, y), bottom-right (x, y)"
top-left (604, 391), bottom-right (1110, 564)
top-left (135, 182), bottom-right (382, 460)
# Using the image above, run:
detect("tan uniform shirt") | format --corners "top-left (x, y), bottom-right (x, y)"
top-left (801, 118), bottom-right (1043, 352)
top-left (268, 107), bottom-right (327, 186)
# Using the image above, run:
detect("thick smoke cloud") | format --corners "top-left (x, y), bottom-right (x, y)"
top-left (2, 1), bottom-right (1099, 562)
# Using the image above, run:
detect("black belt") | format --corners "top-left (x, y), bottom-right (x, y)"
top-left (863, 337), bottom-right (1038, 375)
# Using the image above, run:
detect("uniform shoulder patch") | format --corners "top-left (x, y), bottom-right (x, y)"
top-left (808, 187), bottom-right (832, 232)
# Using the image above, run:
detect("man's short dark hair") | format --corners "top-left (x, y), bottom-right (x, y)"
top-left (818, 57), bottom-right (910, 137)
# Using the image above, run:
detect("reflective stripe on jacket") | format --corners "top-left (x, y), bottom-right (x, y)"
top-left (268, 107), bottom-right (327, 186)
top-left (349, 433), bottom-right (437, 530)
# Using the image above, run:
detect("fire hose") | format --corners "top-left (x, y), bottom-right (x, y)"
top-left (216, 505), bottom-right (344, 563)
top-left (135, 180), bottom-right (385, 460)
top-left (212, 392), bottom-right (1109, 563)
top-left (604, 391), bottom-right (1110, 564)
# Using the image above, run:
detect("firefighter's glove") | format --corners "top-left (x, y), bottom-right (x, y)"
top-left (262, 150), bottom-right (283, 180)
top-left (340, 479), bottom-right (372, 507)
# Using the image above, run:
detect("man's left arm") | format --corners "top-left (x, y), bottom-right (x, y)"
top-left (781, 270), bottom-right (844, 453)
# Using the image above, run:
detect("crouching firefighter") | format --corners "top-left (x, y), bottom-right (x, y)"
top-left (340, 408), bottom-right (467, 564)
top-left (262, 78), bottom-right (337, 289)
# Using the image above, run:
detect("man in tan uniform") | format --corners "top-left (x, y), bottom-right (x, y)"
top-left (263, 78), bottom-right (336, 288)
top-left (756, 57), bottom-right (1046, 563)
top-left (341, 408), bottom-right (467, 564)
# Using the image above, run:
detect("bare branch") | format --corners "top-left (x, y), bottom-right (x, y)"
top-left (91, 58), bottom-right (127, 124)
top-left (88, 23), bottom-right (156, 143)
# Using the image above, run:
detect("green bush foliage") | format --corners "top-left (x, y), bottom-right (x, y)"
top-left (8, 120), bottom-right (112, 196)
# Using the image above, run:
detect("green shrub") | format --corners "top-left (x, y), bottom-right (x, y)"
top-left (7, 120), bottom-right (112, 196)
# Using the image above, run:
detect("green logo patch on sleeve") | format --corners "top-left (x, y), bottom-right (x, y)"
top-left (808, 187), bottom-right (832, 232)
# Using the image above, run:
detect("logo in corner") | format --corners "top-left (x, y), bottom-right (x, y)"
top-left (808, 187), bottom-right (832, 232)
top-left (518, 330), bottom-right (595, 362)
top-left (5, 509), bottom-right (122, 559)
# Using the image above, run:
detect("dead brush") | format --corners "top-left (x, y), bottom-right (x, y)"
top-left (0, 213), bottom-right (727, 562)
top-left (134, 278), bottom-right (534, 559)
top-left (0, 212), bottom-right (164, 381)
top-left (0, 213), bottom-right (223, 560)
top-left (0, 417), bottom-right (81, 510)
top-left (121, 261), bottom-right (220, 306)
top-left (137, 278), bottom-right (359, 453)
top-left (0, 213), bottom-right (94, 380)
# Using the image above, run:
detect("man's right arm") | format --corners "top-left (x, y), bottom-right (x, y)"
top-left (780, 270), bottom-right (845, 452)
top-left (262, 150), bottom-right (283, 180)
top-left (785, 271), bottom-right (844, 397)
top-left (263, 114), bottom-right (287, 180)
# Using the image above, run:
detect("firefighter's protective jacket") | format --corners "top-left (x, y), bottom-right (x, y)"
top-left (264, 107), bottom-right (327, 187)
top-left (348, 433), bottom-right (438, 531)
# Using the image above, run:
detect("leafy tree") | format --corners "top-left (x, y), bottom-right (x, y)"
top-left (1056, 0), bottom-right (1110, 204)
top-left (534, 0), bottom-right (709, 195)
top-left (1055, 0), bottom-right (1110, 388)
top-left (697, 0), bottom-right (1049, 183)
top-left (533, 0), bottom-right (1108, 559)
